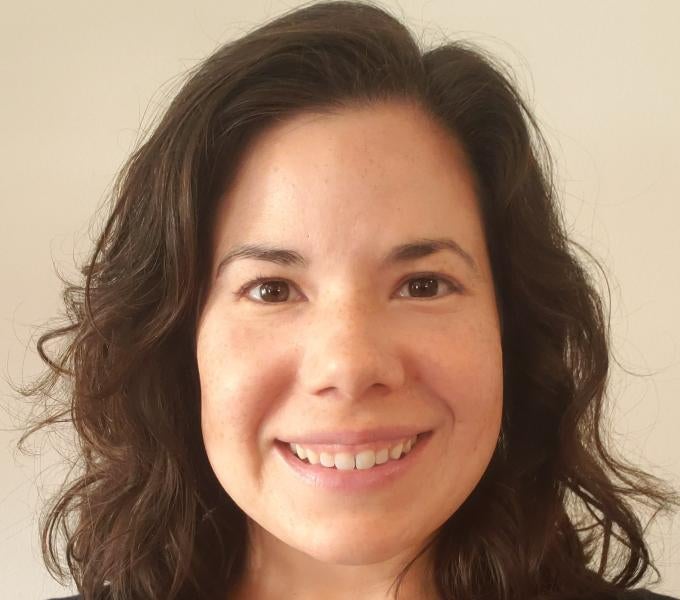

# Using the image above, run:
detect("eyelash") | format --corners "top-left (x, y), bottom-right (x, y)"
top-left (233, 272), bottom-right (463, 303)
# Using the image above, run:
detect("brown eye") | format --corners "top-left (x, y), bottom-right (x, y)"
top-left (395, 275), bottom-right (460, 299)
top-left (236, 273), bottom-right (461, 305)
top-left (246, 279), bottom-right (294, 303)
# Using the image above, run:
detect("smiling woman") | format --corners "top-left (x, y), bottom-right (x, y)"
top-left (195, 101), bottom-right (504, 596)
top-left (17, 1), bottom-right (679, 600)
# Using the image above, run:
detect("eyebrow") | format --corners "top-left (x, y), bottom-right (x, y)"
top-left (215, 237), bottom-right (478, 277)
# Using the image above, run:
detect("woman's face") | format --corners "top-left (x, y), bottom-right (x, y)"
top-left (196, 101), bottom-right (503, 569)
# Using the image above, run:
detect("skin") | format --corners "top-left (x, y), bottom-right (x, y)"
top-left (195, 100), bottom-right (503, 600)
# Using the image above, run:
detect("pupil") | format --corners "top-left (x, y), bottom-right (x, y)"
top-left (260, 281), bottom-right (288, 301)
top-left (410, 277), bottom-right (437, 297)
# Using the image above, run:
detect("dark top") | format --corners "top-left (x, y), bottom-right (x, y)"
top-left (47, 590), bottom-right (679, 599)
top-left (626, 592), bottom-right (679, 600)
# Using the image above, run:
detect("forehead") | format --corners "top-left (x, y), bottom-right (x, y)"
top-left (234, 100), bottom-right (477, 194)
top-left (210, 101), bottom-right (484, 258)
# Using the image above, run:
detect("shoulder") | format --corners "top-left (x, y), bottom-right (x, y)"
top-left (619, 589), bottom-right (679, 600)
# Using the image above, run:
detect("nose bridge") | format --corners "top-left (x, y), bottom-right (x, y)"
top-left (298, 290), bottom-right (404, 402)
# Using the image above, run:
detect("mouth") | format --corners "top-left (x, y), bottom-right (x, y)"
top-left (274, 430), bottom-right (433, 491)
top-left (283, 430), bottom-right (430, 469)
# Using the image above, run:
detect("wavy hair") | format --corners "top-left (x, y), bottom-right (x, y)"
top-left (16, 1), bottom-right (678, 598)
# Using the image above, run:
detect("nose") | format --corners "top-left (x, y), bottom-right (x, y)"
top-left (297, 298), bottom-right (406, 403)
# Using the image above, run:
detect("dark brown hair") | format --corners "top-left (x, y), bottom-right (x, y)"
top-left (16, 1), bottom-right (678, 598)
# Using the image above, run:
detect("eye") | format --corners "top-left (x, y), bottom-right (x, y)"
top-left (237, 276), bottom-right (301, 304)
top-left (395, 274), bottom-right (461, 299)
top-left (235, 273), bottom-right (462, 304)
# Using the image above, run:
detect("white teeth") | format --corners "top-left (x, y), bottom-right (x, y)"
top-left (288, 434), bottom-right (420, 470)
top-left (319, 452), bottom-right (335, 468)
top-left (306, 448), bottom-right (320, 465)
top-left (355, 449), bottom-right (376, 470)
top-left (389, 441), bottom-right (404, 460)
top-left (375, 448), bottom-right (389, 465)
top-left (334, 452), bottom-right (355, 470)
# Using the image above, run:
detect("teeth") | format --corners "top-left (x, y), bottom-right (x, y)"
top-left (355, 449), bottom-right (376, 470)
top-left (319, 452), bottom-right (335, 468)
top-left (334, 452), bottom-right (355, 471)
top-left (306, 448), bottom-right (320, 465)
top-left (288, 435), bottom-right (420, 470)
top-left (389, 441), bottom-right (404, 460)
top-left (375, 448), bottom-right (389, 465)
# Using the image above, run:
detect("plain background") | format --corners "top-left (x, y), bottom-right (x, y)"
top-left (1, 1), bottom-right (678, 598)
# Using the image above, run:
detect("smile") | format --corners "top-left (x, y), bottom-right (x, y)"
top-left (274, 431), bottom-right (433, 492)
top-left (288, 433), bottom-right (420, 470)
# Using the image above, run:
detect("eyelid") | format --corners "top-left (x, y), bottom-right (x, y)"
top-left (234, 272), bottom-right (464, 303)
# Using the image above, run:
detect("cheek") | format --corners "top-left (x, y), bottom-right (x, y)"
top-left (415, 318), bottom-right (502, 512)
top-left (196, 314), bottom-right (278, 503)
top-left (196, 310), bottom-right (291, 452)
top-left (422, 315), bottom-right (503, 439)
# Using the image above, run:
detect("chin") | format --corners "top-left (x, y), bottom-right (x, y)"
top-left (285, 524), bottom-right (422, 566)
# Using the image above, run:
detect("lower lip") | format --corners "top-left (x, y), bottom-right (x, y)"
top-left (274, 431), bottom-right (433, 492)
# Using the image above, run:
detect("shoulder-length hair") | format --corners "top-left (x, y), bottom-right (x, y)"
top-left (17, 1), bottom-right (678, 598)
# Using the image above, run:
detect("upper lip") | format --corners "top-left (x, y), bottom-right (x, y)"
top-left (279, 426), bottom-right (430, 446)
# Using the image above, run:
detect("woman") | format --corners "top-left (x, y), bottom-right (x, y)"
top-left (20, 1), bottom-right (678, 599)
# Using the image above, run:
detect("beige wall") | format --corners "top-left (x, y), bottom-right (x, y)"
top-left (1, 1), bottom-right (678, 597)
